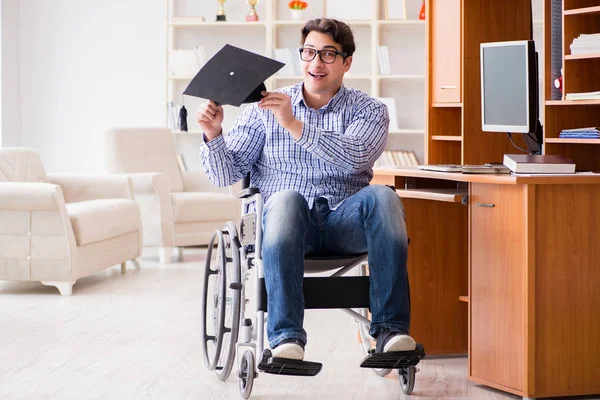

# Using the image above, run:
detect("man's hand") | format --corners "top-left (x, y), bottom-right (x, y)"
top-left (195, 100), bottom-right (224, 141)
top-left (258, 91), bottom-right (303, 140)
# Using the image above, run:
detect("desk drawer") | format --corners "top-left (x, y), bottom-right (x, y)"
top-left (469, 183), bottom-right (526, 391)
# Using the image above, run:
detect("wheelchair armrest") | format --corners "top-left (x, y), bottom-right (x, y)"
top-left (237, 187), bottom-right (261, 199)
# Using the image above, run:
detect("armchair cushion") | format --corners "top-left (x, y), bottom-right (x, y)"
top-left (66, 199), bottom-right (141, 246)
top-left (170, 192), bottom-right (239, 223)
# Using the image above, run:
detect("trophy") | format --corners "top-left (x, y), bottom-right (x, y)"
top-left (246, 0), bottom-right (259, 21)
top-left (216, 0), bottom-right (226, 21)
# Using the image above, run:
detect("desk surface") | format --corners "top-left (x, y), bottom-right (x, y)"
top-left (374, 166), bottom-right (600, 185)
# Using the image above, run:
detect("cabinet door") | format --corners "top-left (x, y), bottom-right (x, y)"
top-left (431, 0), bottom-right (461, 103)
top-left (470, 183), bottom-right (525, 391)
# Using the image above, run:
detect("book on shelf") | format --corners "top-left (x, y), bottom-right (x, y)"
top-left (565, 91), bottom-right (600, 101)
top-left (374, 150), bottom-right (419, 168)
top-left (168, 46), bottom-right (206, 77)
top-left (377, 46), bottom-right (391, 75)
top-left (570, 33), bottom-right (600, 56)
top-left (176, 154), bottom-right (187, 172)
top-left (273, 48), bottom-right (300, 76)
top-left (503, 154), bottom-right (576, 174)
top-left (559, 127), bottom-right (600, 139)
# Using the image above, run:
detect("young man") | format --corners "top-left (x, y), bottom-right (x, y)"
top-left (196, 18), bottom-right (415, 360)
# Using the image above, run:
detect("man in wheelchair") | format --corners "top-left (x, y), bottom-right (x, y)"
top-left (196, 18), bottom-right (415, 362)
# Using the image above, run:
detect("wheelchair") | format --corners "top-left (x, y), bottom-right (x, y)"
top-left (201, 175), bottom-right (425, 399)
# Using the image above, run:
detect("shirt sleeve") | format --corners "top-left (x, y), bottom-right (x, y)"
top-left (199, 103), bottom-right (265, 187)
top-left (294, 100), bottom-right (389, 174)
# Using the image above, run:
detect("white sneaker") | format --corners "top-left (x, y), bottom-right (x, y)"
top-left (383, 334), bottom-right (417, 352)
top-left (271, 340), bottom-right (305, 360)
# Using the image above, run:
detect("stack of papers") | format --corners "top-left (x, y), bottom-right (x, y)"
top-left (565, 91), bottom-right (600, 101)
top-left (570, 33), bottom-right (600, 56)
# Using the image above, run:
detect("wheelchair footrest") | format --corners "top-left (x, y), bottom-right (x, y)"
top-left (360, 343), bottom-right (426, 369)
top-left (257, 350), bottom-right (322, 376)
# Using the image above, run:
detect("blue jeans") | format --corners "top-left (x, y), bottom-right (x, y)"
top-left (261, 185), bottom-right (410, 349)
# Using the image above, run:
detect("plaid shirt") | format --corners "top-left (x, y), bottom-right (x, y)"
top-left (199, 83), bottom-right (389, 209)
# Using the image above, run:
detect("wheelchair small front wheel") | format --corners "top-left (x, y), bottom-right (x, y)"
top-left (238, 350), bottom-right (256, 399)
top-left (398, 366), bottom-right (416, 395)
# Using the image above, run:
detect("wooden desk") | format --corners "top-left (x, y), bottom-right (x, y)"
top-left (373, 167), bottom-right (600, 399)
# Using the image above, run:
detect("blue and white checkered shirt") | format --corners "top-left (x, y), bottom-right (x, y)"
top-left (199, 83), bottom-right (389, 209)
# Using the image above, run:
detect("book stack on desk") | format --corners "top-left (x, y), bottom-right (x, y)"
top-left (558, 127), bottom-right (600, 139)
top-left (503, 154), bottom-right (576, 174)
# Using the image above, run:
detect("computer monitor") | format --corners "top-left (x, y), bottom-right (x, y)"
top-left (480, 40), bottom-right (543, 154)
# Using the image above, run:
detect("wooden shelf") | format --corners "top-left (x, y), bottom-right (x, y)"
top-left (169, 18), bottom-right (267, 27)
top-left (432, 135), bottom-right (462, 141)
top-left (545, 138), bottom-right (600, 144)
top-left (459, 296), bottom-right (469, 303)
top-left (275, 19), bottom-right (378, 26)
top-left (378, 74), bottom-right (425, 80)
top-left (377, 20), bottom-right (426, 26)
top-left (390, 129), bottom-right (425, 135)
top-left (545, 99), bottom-right (600, 105)
top-left (564, 6), bottom-right (600, 16)
top-left (172, 130), bottom-right (203, 135)
top-left (565, 53), bottom-right (600, 60)
top-left (274, 75), bottom-right (371, 80)
top-left (432, 102), bottom-right (463, 108)
top-left (395, 188), bottom-right (467, 203)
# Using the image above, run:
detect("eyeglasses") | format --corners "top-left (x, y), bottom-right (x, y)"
top-left (298, 47), bottom-right (348, 64)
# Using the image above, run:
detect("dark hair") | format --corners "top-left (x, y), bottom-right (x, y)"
top-left (301, 18), bottom-right (356, 58)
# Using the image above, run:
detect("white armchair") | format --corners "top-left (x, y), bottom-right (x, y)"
top-left (0, 147), bottom-right (143, 295)
top-left (104, 127), bottom-right (240, 263)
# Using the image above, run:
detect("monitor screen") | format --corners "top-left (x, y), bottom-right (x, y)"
top-left (480, 40), bottom-right (537, 134)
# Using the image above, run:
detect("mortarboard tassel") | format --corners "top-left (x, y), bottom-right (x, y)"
top-left (179, 105), bottom-right (188, 132)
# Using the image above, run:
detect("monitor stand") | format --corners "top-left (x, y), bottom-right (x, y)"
top-left (521, 119), bottom-right (543, 155)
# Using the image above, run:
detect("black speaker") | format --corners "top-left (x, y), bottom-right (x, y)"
top-left (551, 0), bottom-right (563, 100)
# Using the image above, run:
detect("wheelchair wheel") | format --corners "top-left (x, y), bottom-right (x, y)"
top-left (201, 229), bottom-right (227, 371)
top-left (201, 224), bottom-right (242, 379)
top-left (356, 265), bottom-right (392, 378)
top-left (214, 222), bottom-right (242, 381)
top-left (238, 350), bottom-right (256, 399)
top-left (398, 366), bottom-right (416, 394)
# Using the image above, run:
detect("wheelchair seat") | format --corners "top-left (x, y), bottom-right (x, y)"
top-left (304, 252), bottom-right (368, 273)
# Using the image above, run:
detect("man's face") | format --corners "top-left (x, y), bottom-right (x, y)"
top-left (300, 31), bottom-right (352, 96)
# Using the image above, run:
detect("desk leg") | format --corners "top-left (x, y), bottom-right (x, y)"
top-left (403, 198), bottom-right (468, 355)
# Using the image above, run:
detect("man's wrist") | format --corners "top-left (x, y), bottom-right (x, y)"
top-left (286, 119), bottom-right (303, 140)
top-left (204, 128), bottom-right (223, 142)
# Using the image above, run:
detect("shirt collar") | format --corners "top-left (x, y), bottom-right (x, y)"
top-left (292, 83), bottom-right (348, 112)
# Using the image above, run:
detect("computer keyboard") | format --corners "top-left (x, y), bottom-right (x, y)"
top-left (417, 164), bottom-right (463, 172)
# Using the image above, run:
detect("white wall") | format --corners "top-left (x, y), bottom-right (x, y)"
top-left (1, 0), bottom-right (21, 148)
top-left (17, 0), bottom-right (166, 172)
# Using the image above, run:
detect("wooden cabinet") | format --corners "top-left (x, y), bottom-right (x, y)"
top-left (469, 183), bottom-right (526, 392)
top-left (430, 0), bottom-right (461, 104)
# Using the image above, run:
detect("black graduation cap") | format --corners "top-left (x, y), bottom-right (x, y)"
top-left (183, 44), bottom-right (286, 107)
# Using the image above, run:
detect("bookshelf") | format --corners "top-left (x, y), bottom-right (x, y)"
top-left (542, 0), bottom-right (600, 170)
top-left (425, 0), bottom-right (546, 166)
top-left (166, 0), bottom-right (428, 171)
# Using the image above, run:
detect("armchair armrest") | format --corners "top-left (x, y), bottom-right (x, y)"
top-left (0, 182), bottom-right (65, 210)
top-left (47, 174), bottom-right (134, 204)
top-left (120, 172), bottom-right (174, 247)
top-left (125, 172), bottom-right (170, 196)
top-left (0, 182), bottom-right (77, 271)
